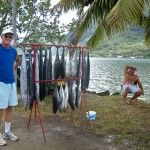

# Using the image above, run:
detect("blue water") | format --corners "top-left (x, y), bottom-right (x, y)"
top-left (89, 57), bottom-right (150, 102)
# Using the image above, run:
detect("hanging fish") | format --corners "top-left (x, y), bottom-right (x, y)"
top-left (47, 47), bottom-right (52, 94)
top-left (64, 81), bottom-right (69, 112)
top-left (43, 49), bottom-right (48, 96)
top-left (85, 50), bottom-right (90, 89)
top-left (71, 49), bottom-right (77, 77)
top-left (52, 86), bottom-right (60, 114)
top-left (68, 81), bottom-right (76, 110)
top-left (27, 51), bottom-right (34, 109)
top-left (59, 83), bottom-right (65, 112)
top-left (81, 51), bottom-right (87, 91)
top-left (60, 47), bottom-right (65, 78)
top-left (75, 79), bottom-right (81, 109)
top-left (76, 49), bottom-right (82, 78)
top-left (65, 49), bottom-right (71, 78)
top-left (54, 47), bottom-right (61, 79)
top-left (81, 50), bottom-right (90, 91)
top-left (20, 49), bottom-right (28, 110)
top-left (34, 51), bottom-right (40, 102)
top-left (39, 49), bottom-right (44, 101)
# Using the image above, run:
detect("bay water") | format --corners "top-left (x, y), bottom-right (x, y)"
top-left (88, 57), bottom-right (150, 102)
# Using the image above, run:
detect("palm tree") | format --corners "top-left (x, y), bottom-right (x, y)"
top-left (52, 0), bottom-right (150, 49)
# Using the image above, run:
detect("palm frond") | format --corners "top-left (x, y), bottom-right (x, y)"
top-left (51, 0), bottom-right (85, 14)
top-left (86, 20), bottom-right (105, 49)
top-left (106, 0), bottom-right (144, 34)
top-left (145, 17), bottom-right (150, 46)
top-left (69, 0), bottom-right (118, 45)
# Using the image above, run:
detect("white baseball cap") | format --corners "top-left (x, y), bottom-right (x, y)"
top-left (1, 29), bottom-right (14, 35)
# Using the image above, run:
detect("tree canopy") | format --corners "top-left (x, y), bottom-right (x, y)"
top-left (52, 0), bottom-right (150, 49)
top-left (0, 0), bottom-right (71, 45)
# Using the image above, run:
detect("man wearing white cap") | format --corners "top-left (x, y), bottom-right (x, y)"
top-left (0, 29), bottom-right (20, 145)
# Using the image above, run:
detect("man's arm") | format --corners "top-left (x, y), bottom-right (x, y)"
top-left (137, 78), bottom-right (144, 94)
top-left (124, 65), bottom-right (137, 75)
top-left (14, 55), bottom-right (21, 71)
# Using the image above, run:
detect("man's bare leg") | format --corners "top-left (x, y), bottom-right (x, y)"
top-left (121, 87), bottom-right (130, 105)
top-left (128, 89), bottom-right (143, 104)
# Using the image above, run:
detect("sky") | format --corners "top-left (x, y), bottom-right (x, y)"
top-left (51, 0), bottom-right (77, 25)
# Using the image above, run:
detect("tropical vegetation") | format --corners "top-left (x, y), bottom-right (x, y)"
top-left (80, 25), bottom-right (150, 58)
top-left (0, 0), bottom-right (72, 44)
top-left (52, 0), bottom-right (150, 49)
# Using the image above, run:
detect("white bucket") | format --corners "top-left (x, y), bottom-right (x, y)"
top-left (86, 111), bottom-right (96, 120)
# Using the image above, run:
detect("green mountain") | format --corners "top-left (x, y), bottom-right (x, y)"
top-left (80, 25), bottom-right (150, 58)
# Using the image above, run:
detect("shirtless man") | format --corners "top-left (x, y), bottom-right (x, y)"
top-left (121, 65), bottom-right (144, 105)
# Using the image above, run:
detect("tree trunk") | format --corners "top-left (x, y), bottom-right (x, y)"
top-left (12, 0), bottom-right (17, 48)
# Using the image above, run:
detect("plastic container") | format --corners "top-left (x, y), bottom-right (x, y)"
top-left (86, 111), bottom-right (96, 120)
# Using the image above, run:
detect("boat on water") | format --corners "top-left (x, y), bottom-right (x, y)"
top-left (130, 56), bottom-right (136, 59)
top-left (117, 55), bottom-right (123, 58)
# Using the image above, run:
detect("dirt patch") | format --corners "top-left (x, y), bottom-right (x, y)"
top-left (1, 112), bottom-right (117, 150)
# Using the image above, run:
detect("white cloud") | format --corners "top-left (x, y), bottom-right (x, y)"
top-left (51, 0), bottom-right (77, 25)
top-left (51, 0), bottom-right (60, 5)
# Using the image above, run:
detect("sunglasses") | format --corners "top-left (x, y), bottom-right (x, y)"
top-left (4, 35), bottom-right (13, 39)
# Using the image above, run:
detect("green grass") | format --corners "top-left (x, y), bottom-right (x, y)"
top-left (15, 93), bottom-right (150, 150)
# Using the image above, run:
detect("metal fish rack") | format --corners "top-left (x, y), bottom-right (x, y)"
top-left (20, 43), bottom-right (93, 143)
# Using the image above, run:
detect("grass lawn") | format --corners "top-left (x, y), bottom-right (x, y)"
top-left (15, 93), bottom-right (150, 150)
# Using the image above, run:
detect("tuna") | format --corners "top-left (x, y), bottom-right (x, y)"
top-left (65, 49), bottom-right (71, 78)
top-left (54, 47), bottom-right (61, 79)
top-left (64, 81), bottom-right (69, 111)
top-left (52, 86), bottom-right (60, 114)
top-left (68, 81), bottom-right (76, 110)
top-left (43, 49), bottom-right (48, 96)
top-left (47, 47), bottom-right (52, 94)
top-left (27, 52), bottom-right (34, 109)
top-left (39, 49), bottom-right (44, 101)
top-left (76, 49), bottom-right (82, 78)
top-left (34, 51), bottom-right (40, 102)
top-left (75, 79), bottom-right (81, 109)
top-left (71, 49), bottom-right (77, 77)
top-left (59, 83), bottom-right (65, 112)
top-left (81, 50), bottom-right (90, 91)
top-left (60, 47), bottom-right (65, 78)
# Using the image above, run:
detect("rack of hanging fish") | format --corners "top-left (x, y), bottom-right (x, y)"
top-left (20, 43), bottom-right (90, 114)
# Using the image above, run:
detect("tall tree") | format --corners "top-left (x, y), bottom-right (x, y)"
top-left (12, 0), bottom-right (17, 48)
top-left (0, 0), bottom-right (70, 45)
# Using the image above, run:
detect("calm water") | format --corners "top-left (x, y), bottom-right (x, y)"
top-left (88, 57), bottom-right (150, 102)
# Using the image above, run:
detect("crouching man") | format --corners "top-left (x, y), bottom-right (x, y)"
top-left (121, 65), bottom-right (144, 105)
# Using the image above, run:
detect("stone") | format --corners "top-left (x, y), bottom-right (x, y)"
top-left (111, 92), bottom-right (121, 96)
top-left (85, 90), bottom-right (97, 94)
top-left (96, 90), bottom-right (110, 96)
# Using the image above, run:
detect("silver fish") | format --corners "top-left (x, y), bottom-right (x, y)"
top-left (64, 81), bottom-right (69, 111)
top-left (34, 51), bottom-right (40, 102)
top-left (53, 86), bottom-right (60, 114)
top-left (75, 79), bottom-right (81, 109)
top-left (71, 49), bottom-right (77, 77)
top-left (39, 49), bottom-right (44, 101)
top-left (60, 47), bottom-right (65, 78)
top-left (59, 83), bottom-right (65, 112)
top-left (20, 50), bottom-right (28, 110)
top-left (69, 81), bottom-right (76, 110)
top-left (54, 48), bottom-right (61, 79)
top-left (65, 49), bottom-right (71, 78)
top-left (43, 49), bottom-right (48, 96)
top-left (28, 52), bottom-right (34, 109)
top-left (47, 47), bottom-right (52, 93)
